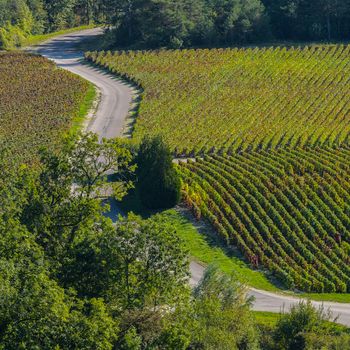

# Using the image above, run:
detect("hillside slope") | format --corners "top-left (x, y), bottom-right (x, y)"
top-left (0, 52), bottom-right (90, 165)
top-left (87, 45), bottom-right (350, 294)
top-left (179, 148), bottom-right (350, 292)
top-left (87, 46), bottom-right (350, 155)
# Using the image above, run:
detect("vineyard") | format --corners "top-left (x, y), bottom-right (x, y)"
top-left (178, 147), bottom-right (350, 293)
top-left (85, 46), bottom-right (350, 293)
top-left (0, 52), bottom-right (90, 165)
top-left (86, 45), bottom-right (350, 155)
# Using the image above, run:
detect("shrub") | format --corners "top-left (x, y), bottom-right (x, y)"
top-left (136, 136), bottom-right (181, 209)
top-left (274, 301), bottom-right (333, 350)
top-left (303, 333), bottom-right (350, 350)
top-left (0, 23), bottom-right (26, 49)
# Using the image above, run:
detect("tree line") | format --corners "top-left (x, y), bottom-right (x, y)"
top-left (0, 0), bottom-right (103, 48)
top-left (108, 0), bottom-right (350, 47)
top-left (1, 0), bottom-right (350, 49)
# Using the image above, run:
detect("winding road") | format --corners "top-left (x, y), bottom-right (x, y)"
top-left (31, 29), bottom-right (350, 326)
top-left (31, 28), bottom-right (132, 139)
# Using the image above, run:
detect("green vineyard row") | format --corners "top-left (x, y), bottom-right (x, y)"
top-left (86, 45), bottom-right (350, 155)
top-left (0, 52), bottom-right (90, 165)
top-left (178, 147), bottom-right (350, 293)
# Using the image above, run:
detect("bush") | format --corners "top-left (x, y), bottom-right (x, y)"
top-left (274, 301), bottom-right (334, 350)
top-left (303, 333), bottom-right (350, 350)
top-left (192, 265), bottom-right (260, 350)
top-left (0, 23), bottom-right (26, 49)
top-left (136, 136), bottom-right (181, 209)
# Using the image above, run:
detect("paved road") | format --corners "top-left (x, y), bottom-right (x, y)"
top-left (191, 261), bottom-right (350, 326)
top-left (30, 29), bottom-right (350, 327)
top-left (30, 28), bottom-right (133, 139)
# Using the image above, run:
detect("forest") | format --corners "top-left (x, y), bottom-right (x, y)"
top-left (2, 0), bottom-right (350, 49)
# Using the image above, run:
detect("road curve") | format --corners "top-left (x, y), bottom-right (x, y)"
top-left (191, 261), bottom-right (350, 326)
top-left (30, 29), bottom-right (350, 327)
top-left (30, 28), bottom-right (133, 139)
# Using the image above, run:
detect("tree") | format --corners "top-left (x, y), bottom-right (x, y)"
top-left (0, 0), bottom-right (36, 48)
top-left (27, 0), bottom-right (47, 33)
top-left (206, 0), bottom-right (268, 44)
top-left (105, 0), bottom-right (269, 47)
top-left (136, 135), bottom-right (181, 209)
top-left (20, 132), bottom-right (134, 257)
top-left (44, 0), bottom-right (77, 30)
top-left (108, 0), bottom-right (191, 47)
top-left (262, 0), bottom-right (350, 41)
top-left (0, 134), bottom-right (194, 349)
top-left (299, 0), bottom-right (350, 40)
top-left (61, 213), bottom-right (190, 305)
top-left (60, 213), bottom-right (190, 348)
top-left (0, 218), bottom-right (118, 349)
top-left (0, 150), bottom-right (29, 221)
top-left (75, 0), bottom-right (108, 24)
top-left (303, 333), bottom-right (350, 349)
top-left (191, 265), bottom-right (260, 350)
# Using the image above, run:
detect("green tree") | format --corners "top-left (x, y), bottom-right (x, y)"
top-left (27, 0), bottom-right (47, 33)
top-left (0, 218), bottom-right (118, 349)
top-left (0, 150), bottom-right (28, 221)
top-left (110, 0), bottom-right (192, 47)
top-left (206, 0), bottom-right (268, 44)
top-left (104, 0), bottom-right (269, 47)
top-left (60, 213), bottom-right (190, 348)
top-left (44, 0), bottom-right (77, 30)
top-left (191, 265), bottom-right (259, 350)
top-left (262, 0), bottom-right (350, 40)
top-left (0, 0), bottom-right (36, 48)
top-left (136, 136), bottom-right (181, 209)
top-left (21, 132), bottom-right (134, 258)
top-left (61, 213), bottom-right (189, 305)
top-left (303, 332), bottom-right (350, 350)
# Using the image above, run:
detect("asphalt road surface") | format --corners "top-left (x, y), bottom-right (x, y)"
top-left (31, 29), bottom-right (350, 326)
top-left (31, 28), bottom-right (133, 139)
top-left (190, 261), bottom-right (350, 326)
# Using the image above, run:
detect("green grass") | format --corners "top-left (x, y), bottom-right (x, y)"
top-left (300, 293), bottom-right (350, 303)
top-left (172, 205), bottom-right (350, 303)
top-left (119, 196), bottom-right (350, 303)
top-left (186, 207), bottom-right (350, 302)
top-left (252, 311), bottom-right (349, 333)
top-left (252, 311), bottom-right (279, 328)
top-left (24, 25), bottom-right (95, 48)
top-left (69, 83), bottom-right (97, 136)
top-left (156, 208), bottom-right (279, 292)
top-left (175, 205), bottom-right (350, 303)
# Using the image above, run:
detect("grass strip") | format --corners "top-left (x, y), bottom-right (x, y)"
top-left (69, 83), bottom-right (97, 136)
top-left (24, 25), bottom-right (95, 48)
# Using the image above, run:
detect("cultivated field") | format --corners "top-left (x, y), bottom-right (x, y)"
top-left (0, 52), bottom-right (91, 164)
top-left (87, 46), bottom-right (350, 293)
top-left (179, 148), bottom-right (350, 293)
top-left (87, 46), bottom-right (350, 155)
